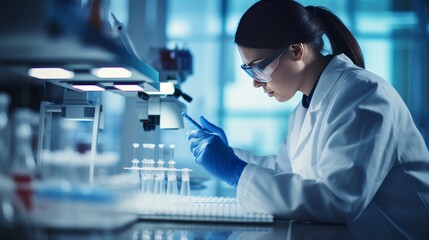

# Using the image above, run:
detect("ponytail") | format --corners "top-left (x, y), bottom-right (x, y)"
top-left (309, 6), bottom-right (365, 68)
top-left (235, 1), bottom-right (365, 68)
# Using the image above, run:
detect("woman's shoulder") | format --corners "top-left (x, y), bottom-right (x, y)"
top-left (328, 54), bottom-right (389, 88)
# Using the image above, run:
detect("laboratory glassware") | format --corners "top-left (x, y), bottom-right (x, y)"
top-left (11, 109), bottom-right (36, 210)
top-left (180, 168), bottom-right (191, 199)
top-left (131, 143), bottom-right (140, 168)
top-left (0, 92), bottom-right (11, 174)
top-left (145, 144), bottom-right (155, 194)
top-left (154, 144), bottom-right (165, 194)
top-left (166, 144), bottom-right (177, 195)
top-left (140, 144), bottom-right (148, 193)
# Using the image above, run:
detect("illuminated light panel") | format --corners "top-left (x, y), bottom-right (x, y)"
top-left (28, 68), bottom-right (74, 79)
top-left (145, 82), bottom-right (175, 95)
top-left (113, 84), bottom-right (144, 92)
top-left (91, 67), bottom-right (132, 78)
top-left (72, 84), bottom-right (105, 91)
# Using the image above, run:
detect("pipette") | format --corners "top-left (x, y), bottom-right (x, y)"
top-left (181, 112), bottom-right (208, 131)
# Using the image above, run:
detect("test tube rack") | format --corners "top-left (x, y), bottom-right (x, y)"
top-left (124, 166), bottom-right (192, 173)
top-left (122, 195), bottom-right (274, 223)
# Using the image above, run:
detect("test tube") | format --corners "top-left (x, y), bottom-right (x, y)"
top-left (167, 172), bottom-right (178, 195)
top-left (141, 144), bottom-right (150, 194)
top-left (131, 143), bottom-right (140, 168)
top-left (180, 230), bottom-right (188, 240)
top-left (168, 144), bottom-right (176, 170)
top-left (154, 172), bottom-right (165, 195)
top-left (146, 144), bottom-right (156, 194)
top-left (131, 143), bottom-right (141, 193)
top-left (155, 230), bottom-right (164, 240)
top-left (169, 144), bottom-right (176, 166)
top-left (148, 144), bottom-right (156, 168)
top-left (154, 144), bottom-right (165, 194)
top-left (180, 168), bottom-right (191, 199)
top-left (166, 144), bottom-right (177, 195)
top-left (141, 144), bottom-right (150, 168)
top-left (157, 144), bottom-right (165, 168)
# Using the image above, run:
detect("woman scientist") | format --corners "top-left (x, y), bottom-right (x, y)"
top-left (186, 0), bottom-right (429, 237)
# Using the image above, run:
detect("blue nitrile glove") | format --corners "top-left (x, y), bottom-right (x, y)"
top-left (200, 116), bottom-right (228, 145)
top-left (187, 130), bottom-right (247, 187)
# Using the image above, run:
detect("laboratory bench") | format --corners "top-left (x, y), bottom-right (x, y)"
top-left (0, 176), bottom-right (414, 240)
top-left (4, 218), bottom-right (357, 240)
top-left (2, 194), bottom-right (406, 240)
top-left (7, 216), bottom-right (419, 240)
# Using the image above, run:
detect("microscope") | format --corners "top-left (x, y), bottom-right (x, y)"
top-left (0, 1), bottom-right (194, 185)
top-left (35, 46), bottom-right (193, 184)
top-left (136, 47), bottom-right (193, 131)
top-left (111, 13), bottom-right (193, 131)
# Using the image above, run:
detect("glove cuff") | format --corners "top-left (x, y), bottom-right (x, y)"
top-left (227, 153), bottom-right (247, 187)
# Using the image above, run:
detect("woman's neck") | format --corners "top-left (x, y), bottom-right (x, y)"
top-left (300, 53), bottom-right (330, 96)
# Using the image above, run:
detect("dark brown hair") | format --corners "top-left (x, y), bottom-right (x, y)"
top-left (235, 0), bottom-right (365, 68)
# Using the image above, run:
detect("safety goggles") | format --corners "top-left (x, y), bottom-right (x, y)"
top-left (240, 48), bottom-right (287, 82)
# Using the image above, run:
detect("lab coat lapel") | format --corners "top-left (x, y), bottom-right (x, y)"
top-left (292, 108), bottom-right (315, 159)
top-left (289, 106), bottom-right (306, 157)
top-left (308, 54), bottom-right (354, 114)
top-left (290, 54), bottom-right (354, 159)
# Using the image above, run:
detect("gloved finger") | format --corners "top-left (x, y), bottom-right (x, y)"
top-left (200, 116), bottom-right (229, 145)
top-left (187, 129), bottom-right (212, 140)
top-left (194, 136), bottom-right (226, 166)
top-left (200, 116), bottom-right (222, 133)
top-left (188, 137), bottom-right (201, 153)
top-left (186, 130), bottom-right (197, 140)
top-left (192, 138), bottom-right (211, 165)
top-left (189, 134), bottom-right (213, 156)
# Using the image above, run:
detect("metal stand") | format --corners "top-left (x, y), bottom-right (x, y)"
top-left (36, 100), bottom-right (102, 186)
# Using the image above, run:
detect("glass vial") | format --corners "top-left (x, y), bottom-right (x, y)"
top-left (0, 93), bottom-right (11, 175)
top-left (180, 168), bottom-right (191, 198)
top-left (11, 109), bottom-right (36, 210)
top-left (154, 144), bottom-right (165, 194)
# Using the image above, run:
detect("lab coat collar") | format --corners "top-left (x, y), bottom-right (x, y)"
top-left (291, 54), bottom-right (356, 158)
top-left (307, 54), bottom-right (355, 112)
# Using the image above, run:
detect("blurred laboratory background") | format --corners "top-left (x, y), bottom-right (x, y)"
top-left (0, 0), bottom-right (428, 210)
top-left (0, 0), bottom-right (428, 238)
top-left (129, 0), bottom-right (429, 195)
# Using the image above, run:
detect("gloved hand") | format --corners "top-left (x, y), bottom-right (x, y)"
top-left (187, 130), bottom-right (247, 187)
top-left (200, 116), bottom-right (228, 145)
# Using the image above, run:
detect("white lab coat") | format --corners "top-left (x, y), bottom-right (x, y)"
top-left (235, 54), bottom-right (429, 237)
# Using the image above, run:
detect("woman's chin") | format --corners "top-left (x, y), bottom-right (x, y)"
top-left (275, 95), bottom-right (292, 102)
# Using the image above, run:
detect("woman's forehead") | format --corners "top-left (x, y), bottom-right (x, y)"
top-left (237, 45), bottom-right (276, 65)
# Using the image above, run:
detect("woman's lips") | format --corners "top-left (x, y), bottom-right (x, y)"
top-left (263, 88), bottom-right (274, 97)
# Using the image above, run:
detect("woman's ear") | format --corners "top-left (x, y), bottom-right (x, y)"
top-left (289, 43), bottom-right (304, 61)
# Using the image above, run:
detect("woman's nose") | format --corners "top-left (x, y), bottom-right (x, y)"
top-left (253, 79), bottom-right (266, 88)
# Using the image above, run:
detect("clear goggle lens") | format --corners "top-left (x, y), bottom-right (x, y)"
top-left (241, 48), bottom-right (285, 83)
top-left (250, 58), bottom-right (280, 82)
